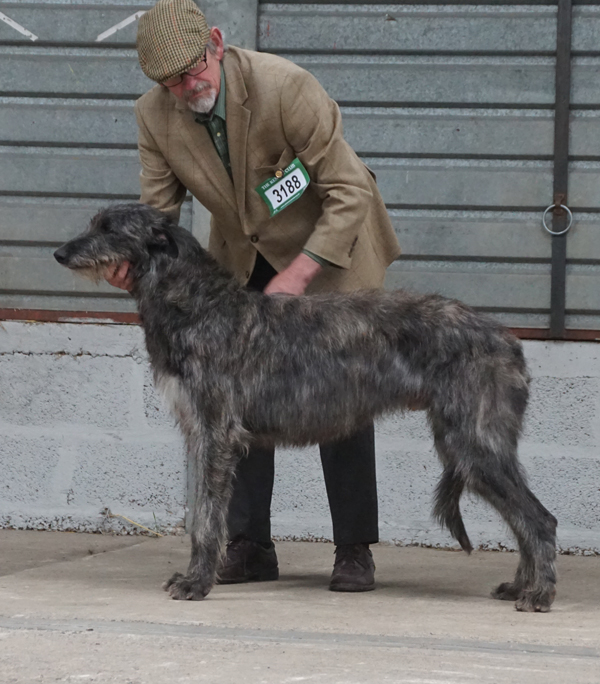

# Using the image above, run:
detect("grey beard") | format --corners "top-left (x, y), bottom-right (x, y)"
top-left (184, 86), bottom-right (218, 114)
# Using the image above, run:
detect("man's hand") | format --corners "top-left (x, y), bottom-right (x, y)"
top-left (105, 261), bottom-right (134, 291)
top-left (263, 252), bottom-right (323, 296)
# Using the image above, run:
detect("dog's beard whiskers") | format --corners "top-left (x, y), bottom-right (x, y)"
top-left (72, 265), bottom-right (106, 284)
top-left (69, 259), bottom-right (119, 284)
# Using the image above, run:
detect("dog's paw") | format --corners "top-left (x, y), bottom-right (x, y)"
top-left (491, 581), bottom-right (523, 602)
top-left (162, 572), bottom-right (211, 600)
top-left (162, 572), bottom-right (184, 591)
top-left (514, 587), bottom-right (556, 613)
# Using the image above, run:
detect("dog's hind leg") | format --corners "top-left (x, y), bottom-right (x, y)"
top-left (163, 426), bottom-right (243, 600)
top-left (429, 346), bottom-right (556, 612)
top-left (468, 463), bottom-right (557, 612)
top-left (431, 416), bottom-right (556, 612)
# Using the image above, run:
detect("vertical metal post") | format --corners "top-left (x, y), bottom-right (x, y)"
top-left (549, 0), bottom-right (573, 338)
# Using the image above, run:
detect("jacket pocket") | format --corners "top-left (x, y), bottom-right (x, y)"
top-left (254, 146), bottom-right (296, 174)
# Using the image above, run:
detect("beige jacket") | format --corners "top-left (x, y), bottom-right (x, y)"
top-left (135, 47), bottom-right (401, 291)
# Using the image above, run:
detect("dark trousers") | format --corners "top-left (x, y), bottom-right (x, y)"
top-left (226, 252), bottom-right (379, 547)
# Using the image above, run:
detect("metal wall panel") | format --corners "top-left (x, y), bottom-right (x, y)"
top-left (342, 108), bottom-right (555, 157)
top-left (0, 1), bottom-right (152, 313)
top-left (0, 247), bottom-right (125, 295)
top-left (0, 1), bottom-right (152, 44)
top-left (369, 158), bottom-right (555, 207)
top-left (0, 292), bottom-right (135, 313)
top-left (259, 5), bottom-right (600, 53)
top-left (8, 46), bottom-right (595, 104)
top-left (373, 158), bottom-right (600, 209)
top-left (4, 100), bottom-right (600, 159)
top-left (3, 45), bottom-right (599, 107)
top-left (18, 1), bottom-right (598, 54)
top-left (291, 55), bottom-right (600, 106)
top-left (0, 196), bottom-right (193, 244)
top-left (7, 148), bottom-right (600, 213)
top-left (0, 146), bottom-right (141, 196)
top-left (1, 46), bottom-right (151, 95)
top-left (0, 97), bottom-right (138, 145)
top-left (390, 210), bottom-right (600, 261)
top-left (258, 3), bottom-right (600, 330)
top-left (385, 260), bottom-right (551, 309)
top-left (1, 2), bottom-right (600, 326)
top-left (260, 4), bottom-right (554, 52)
top-left (342, 109), bottom-right (600, 159)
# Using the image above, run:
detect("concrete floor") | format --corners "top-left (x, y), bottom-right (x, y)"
top-left (0, 530), bottom-right (598, 683)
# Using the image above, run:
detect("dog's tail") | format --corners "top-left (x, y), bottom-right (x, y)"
top-left (433, 466), bottom-right (473, 554)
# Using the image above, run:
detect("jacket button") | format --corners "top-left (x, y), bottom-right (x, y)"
top-left (250, 235), bottom-right (258, 243)
top-left (245, 271), bottom-right (250, 279)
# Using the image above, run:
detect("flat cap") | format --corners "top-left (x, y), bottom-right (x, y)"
top-left (137, 0), bottom-right (211, 83)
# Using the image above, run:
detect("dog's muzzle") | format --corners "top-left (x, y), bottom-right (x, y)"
top-left (53, 246), bottom-right (69, 265)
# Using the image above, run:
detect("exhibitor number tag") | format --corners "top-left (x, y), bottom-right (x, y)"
top-left (256, 158), bottom-right (310, 217)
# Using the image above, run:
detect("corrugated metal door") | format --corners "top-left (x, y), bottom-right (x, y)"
top-left (259, 0), bottom-right (600, 332)
top-left (1, 1), bottom-right (599, 334)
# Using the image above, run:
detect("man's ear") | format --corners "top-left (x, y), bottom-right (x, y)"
top-left (150, 227), bottom-right (179, 259)
top-left (209, 27), bottom-right (224, 60)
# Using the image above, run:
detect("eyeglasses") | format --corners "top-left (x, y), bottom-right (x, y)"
top-left (161, 51), bottom-right (208, 87)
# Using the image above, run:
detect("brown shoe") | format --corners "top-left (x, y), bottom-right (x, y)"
top-left (329, 543), bottom-right (375, 592)
top-left (217, 538), bottom-right (279, 584)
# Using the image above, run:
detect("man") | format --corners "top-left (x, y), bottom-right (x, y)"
top-left (109, 0), bottom-right (401, 591)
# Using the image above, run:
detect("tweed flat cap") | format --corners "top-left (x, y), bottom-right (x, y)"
top-left (137, 0), bottom-right (211, 82)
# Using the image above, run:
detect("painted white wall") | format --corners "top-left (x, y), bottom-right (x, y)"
top-left (1, 321), bottom-right (598, 553)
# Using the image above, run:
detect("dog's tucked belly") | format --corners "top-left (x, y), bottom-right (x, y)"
top-left (240, 363), bottom-right (424, 439)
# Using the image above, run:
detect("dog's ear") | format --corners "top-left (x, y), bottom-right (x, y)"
top-left (149, 227), bottom-right (179, 259)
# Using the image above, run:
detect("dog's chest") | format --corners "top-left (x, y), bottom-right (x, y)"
top-left (154, 371), bottom-right (196, 431)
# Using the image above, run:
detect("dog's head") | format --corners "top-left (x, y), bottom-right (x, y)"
top-left (54, 203), bottom-right (179, 282)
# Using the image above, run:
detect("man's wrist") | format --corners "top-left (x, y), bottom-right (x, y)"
top-left (301, 248), bottom-right (331, 269)
top-left (288, 252), bottom-right (323, 287)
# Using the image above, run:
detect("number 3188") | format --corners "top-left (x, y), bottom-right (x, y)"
top-left (272, 174), bottom-right (302, 203)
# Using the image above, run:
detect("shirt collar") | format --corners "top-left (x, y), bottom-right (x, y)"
top-left (195, 64), bottom-right (226, 124)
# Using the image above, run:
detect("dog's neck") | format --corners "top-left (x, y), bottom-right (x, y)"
top-left (131, 233), bottom-right (250, 326)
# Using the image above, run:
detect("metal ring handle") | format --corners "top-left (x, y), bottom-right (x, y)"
top-left (542, 204), bottom-right (573, 236)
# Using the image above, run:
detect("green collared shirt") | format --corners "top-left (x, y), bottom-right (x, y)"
top-left (194, 65), bottom-right (232, 180)
top-left (194, 65), bottom-right (331, 268)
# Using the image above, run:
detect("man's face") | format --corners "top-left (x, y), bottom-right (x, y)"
top-left (164, 27), bottom-right (223, 114)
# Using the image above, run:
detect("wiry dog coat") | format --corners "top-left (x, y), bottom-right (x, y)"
top-left (54, 203), bottom-right (557, 611)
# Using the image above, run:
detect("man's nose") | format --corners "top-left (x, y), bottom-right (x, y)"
top-left (183, 72), bottom-right (205, 87)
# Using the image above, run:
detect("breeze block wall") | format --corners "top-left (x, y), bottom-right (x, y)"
top-left (0, 321), bottom-right (186, 534)
top-left (1, 321), bottom-right (599, 554)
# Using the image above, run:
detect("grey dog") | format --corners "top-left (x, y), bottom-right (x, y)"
top-left (54, 203), bottom-right (557, 612)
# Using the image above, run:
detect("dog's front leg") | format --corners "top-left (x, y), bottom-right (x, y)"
top-left (163, 428), bottom-right (239, 600)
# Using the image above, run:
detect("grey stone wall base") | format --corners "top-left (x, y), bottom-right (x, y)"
top-left (0, 322), bottom-right (187, 536)
top-left (1, 323), bottom-right (599, 552)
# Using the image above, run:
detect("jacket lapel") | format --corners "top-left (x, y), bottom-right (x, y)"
top-left (223, 54), bottom-right (251, 229)
top-left (173, 97), bottom-right (238, 214)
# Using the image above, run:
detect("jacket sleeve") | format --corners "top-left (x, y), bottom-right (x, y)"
top-left (134, 99), bottom-right (187, 222)
top-left (279, 69), bottom-right (373, 269)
